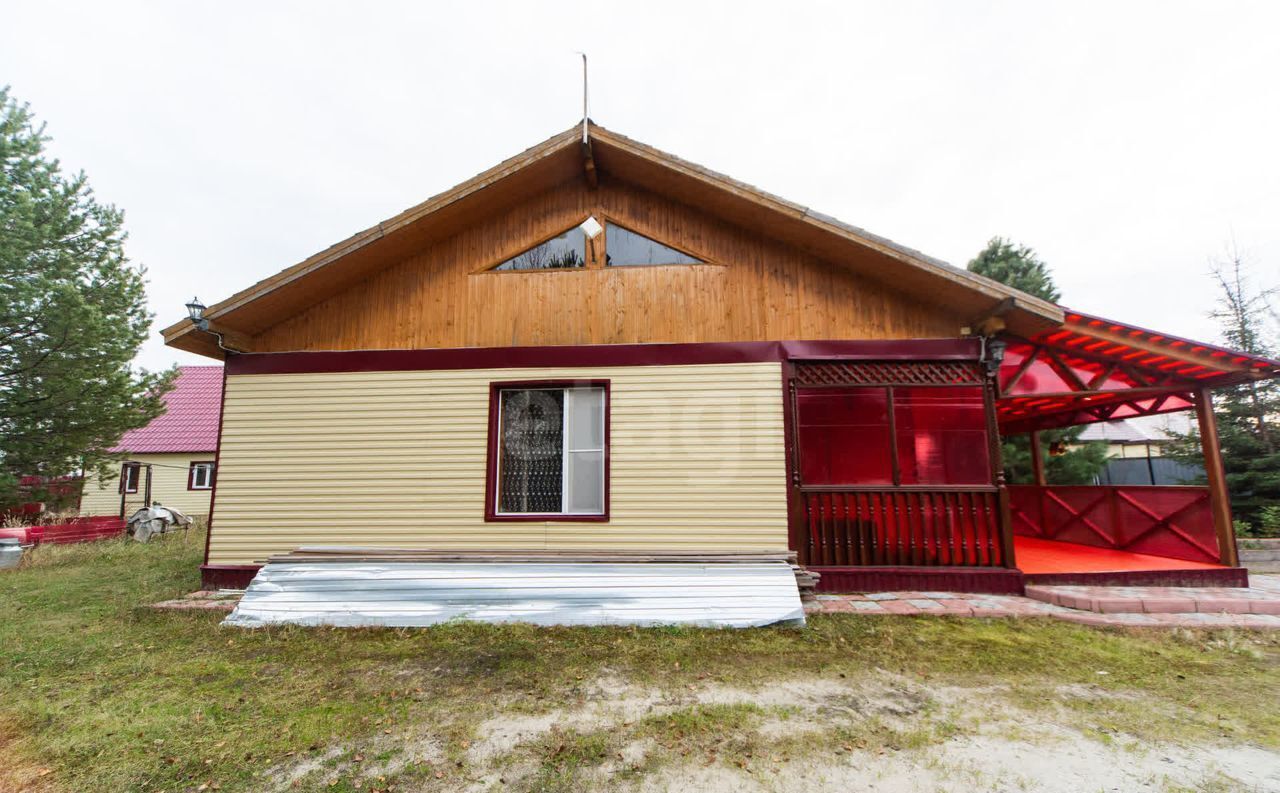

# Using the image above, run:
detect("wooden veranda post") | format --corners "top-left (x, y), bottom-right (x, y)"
top-left (1028, 430), bottom-right (1047, 486)
top-left (1195, 387), bottom-right (1239, 567)
top-left (985, 370), bottom-right (1017, 569)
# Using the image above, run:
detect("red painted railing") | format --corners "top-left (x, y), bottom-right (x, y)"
top-left (0, 516), bottom-right (126, 546)
top-left (1008, 485), bottom-right (1221, 565)
top-left (800, 488), bottom-right (1005, 567)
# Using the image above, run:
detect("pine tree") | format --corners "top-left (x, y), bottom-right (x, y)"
top-left (1166, 253), bottom-right (1280, 535)
top-left (967, 238), bottom-right (1108, 484)
top-left (968, 237), bottom-right (1062, 303)
top-left (0, 87), bottom-right (174, 506)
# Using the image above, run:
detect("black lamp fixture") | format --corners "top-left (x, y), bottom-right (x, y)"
top-left (185, 297), bottom-right (209, 331)
top-left (983, 337), bottom-right (1007, 378)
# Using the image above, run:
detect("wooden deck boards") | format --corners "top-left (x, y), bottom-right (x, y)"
top-left (1013, 536), bottom-right (1224, 574)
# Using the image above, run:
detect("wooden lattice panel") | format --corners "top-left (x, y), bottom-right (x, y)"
top-left (792, 360), bottom-right (984, 387)
top-left (1007, 484), bottom-right (1220, 565)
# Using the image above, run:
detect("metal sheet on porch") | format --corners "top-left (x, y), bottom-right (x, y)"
top-left (224, 561), bottom-right (806, 629)
top-left (1014, 536), bottom-right (1224, 574)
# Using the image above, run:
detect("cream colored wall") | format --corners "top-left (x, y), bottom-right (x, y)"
top-left (1069, 442), bottom-right (1164, 459)
top-left (80, 453), bottom-right (216, 518)
top-left (208, 362), bottom-right (788, 566)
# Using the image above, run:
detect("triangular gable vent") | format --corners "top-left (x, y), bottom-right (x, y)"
top-left (493, 226), bottom-right (588, 271)
top-left (605, 223), bottom-right (702, 266)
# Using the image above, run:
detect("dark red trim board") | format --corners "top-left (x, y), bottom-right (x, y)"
top-left (1024, 567), bottom-right (1248, 588)
top-left (203, 365), bottom-right (229, 566)
top-left (813, 566), bottom-right (1026, 595)
top-left (227, 339), bottom-right (983, 376)
top-left (483, 379), bottom-right (611, 522)
top-left (813, 566), bottom-right (1247, 593)
top-left (201, 564), bottom-right (261, 590)
top-left (202, 562), bottom-right (1247, 593)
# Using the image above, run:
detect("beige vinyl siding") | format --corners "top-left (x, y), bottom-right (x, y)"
top-left (80, 453), bottom-right (215, 519)
top-left (208, 362), bottom-right (787, 565)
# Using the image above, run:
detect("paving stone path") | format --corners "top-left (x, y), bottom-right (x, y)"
top-left (806, 574), bottom-right (1280, 628)
top-left (158, 576), bottom-right (1280, 629)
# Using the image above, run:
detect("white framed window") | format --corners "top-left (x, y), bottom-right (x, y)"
top-left (488, 382), bottom-right (608, 519)
top-left (189, 461), bottom-right (215, 490)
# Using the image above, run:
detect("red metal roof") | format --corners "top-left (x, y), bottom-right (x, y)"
top-left (997, 310), bottom-right (1280, 432)
top-left (112, 366), bottom-right (223, 453)
top-left (1053, 310), bottom-right (1278, 381)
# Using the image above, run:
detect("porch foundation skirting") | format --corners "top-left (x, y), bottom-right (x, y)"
top-left (204, 561), bottom-right (1029, 595)
top-left (1024, 567), bottom-right (1248, 588)
top-left (201, 564), bottom-right (261, 590)
top-left (809, 565), bottom-right (1248, 593)
top-left (810, 566), bottom-right (1027, 595)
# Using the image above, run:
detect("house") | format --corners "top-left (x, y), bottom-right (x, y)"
top-left (79, 365), bottom-right (223, 520)
top-left (161, 122), bottom-right (1280, 595)
top-left (1076, 416), bottom-right (1203, 486)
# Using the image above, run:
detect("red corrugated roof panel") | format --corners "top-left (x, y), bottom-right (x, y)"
top-left (111, 366), bottom-right (223, 453)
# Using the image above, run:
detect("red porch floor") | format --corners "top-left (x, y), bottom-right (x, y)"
top-left (1014, 536), bottom-right (1223, 574)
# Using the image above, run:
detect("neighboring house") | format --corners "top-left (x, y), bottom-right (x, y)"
top-left (159, 123), bottom-right (1279, 592)
top-left (79, 366), bottom-right (223, 520)
top-left (1076, 417), bottom-right (1204, 486)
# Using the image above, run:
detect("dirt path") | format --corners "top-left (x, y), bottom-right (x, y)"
top-left (257, 671), bottom-right (1280, 792)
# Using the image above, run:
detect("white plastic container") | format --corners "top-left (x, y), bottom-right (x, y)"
top-left (0, 538), bottom-right (23, 570)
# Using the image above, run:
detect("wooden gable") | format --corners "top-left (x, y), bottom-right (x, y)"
top-left (164, 124), bottom-right (1063, 358)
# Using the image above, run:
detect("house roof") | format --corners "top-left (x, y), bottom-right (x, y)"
top-left (161, 121), bottom-right (1065, 358)
top-left (112, 366), bottom-right (223, 454)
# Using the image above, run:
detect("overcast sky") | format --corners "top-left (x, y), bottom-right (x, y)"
top-left (4, 1), bottom-right (1278, 370)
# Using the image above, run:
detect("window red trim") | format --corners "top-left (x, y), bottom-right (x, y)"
top-left (119, 462), bottom-right (141, 494)
top-left (188, 461), bottom-right (216, 491)
top-left (484, 379), bottom-right (611, 523)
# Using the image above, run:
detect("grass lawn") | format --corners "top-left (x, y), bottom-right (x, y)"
top-left (2, 531), bottom-right (1278, 793)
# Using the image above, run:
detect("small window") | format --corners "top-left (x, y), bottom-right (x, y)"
top-left (119, 463), bottom-right (141, 494)
top-left (605, 223), bottom-right (701, 266)
top-left (492, 227), bottom-right (587, 271)
top-left (487, 382), bottom-right (608, 519)
top-left (189, 462), bottom-right (216, 491)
